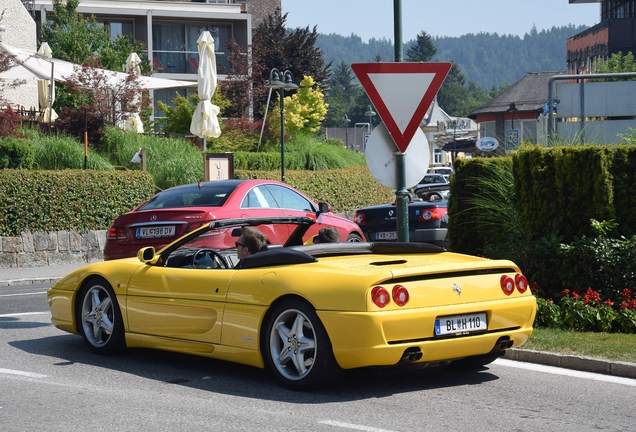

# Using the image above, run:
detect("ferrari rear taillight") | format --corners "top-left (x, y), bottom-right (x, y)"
top-left (418, 207), bottom-right (447, 222)
top-left (500, 275), bottom-right (515, 296)
top-left (392, 285), bottom-right (410, 307)
top-left (354, 212), bottom-right (366, 225)
top-left (107, 226), bottom-right (128, 241)
top-left (515, 274), bottom-right (529, 293)
top-left (371, 286), bottom-right (390, 308)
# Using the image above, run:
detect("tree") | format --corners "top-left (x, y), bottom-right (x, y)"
top-left (157, 86), bottom-right (230, 134)
top-left (593, 51), bottom-right (636, 80)
top-left (274, 75), bottom-right (328, 136)
top-left (406, 31), bottom-right (437, 62)
top-left (254, 9), bottom-right (331, 89)
top-left (41, 0), bottom-right (109, 64)
top-left (330, 60), bottom-right (358, 102)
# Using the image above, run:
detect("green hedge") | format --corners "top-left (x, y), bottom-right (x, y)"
top-left (0, 170), bottom-right (155, 236)
top-left (0, 167), bottom-right (393, 236)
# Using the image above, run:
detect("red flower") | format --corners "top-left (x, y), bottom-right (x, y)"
top-left (621, 288), bottom-right (633, 301)
top-left (572, 292), bottom-right (580, 299)
top-left (631, 299), bottom-right (636, 311)
top-left (548, 298), bottom-right (554, 304)
top-left (621, 301), bottom-right (629, 310)
top-left (531, 282), bottom-right (540, 293)
top-left (604, 299), bottom-right (614, 307)
top-left (583, 288), bottom-right (601, 304)
top-left (560, 289), bottom-right (570, 298)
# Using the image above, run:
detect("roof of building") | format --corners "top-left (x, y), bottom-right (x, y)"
top-left (468, 71), bottom-right (567, 119)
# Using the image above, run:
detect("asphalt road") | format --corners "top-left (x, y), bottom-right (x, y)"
top-left (1, 282), bottom-right (636, 431)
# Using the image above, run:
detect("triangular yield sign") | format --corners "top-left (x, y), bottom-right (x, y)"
top-left (351, 62), bottom-right (451, 152)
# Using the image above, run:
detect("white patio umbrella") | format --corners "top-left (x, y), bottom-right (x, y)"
top-left (123, 52), bottom-right (144, 133)
top-left (36, 42), bottom-right (58, 123)
top-left (189, 31), bottom-right (221, 150)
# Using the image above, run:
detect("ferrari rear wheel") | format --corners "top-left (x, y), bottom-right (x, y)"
top-left (77, 277), bottom-right (125, 355)
top-left (263, 299), bottom-right (341, 390)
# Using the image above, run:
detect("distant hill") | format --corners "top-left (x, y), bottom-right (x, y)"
top-left (316, 25), bottom-right (588, 89)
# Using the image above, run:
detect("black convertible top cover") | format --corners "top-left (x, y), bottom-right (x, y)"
top-left (235, 246), bottom-right (318, 269)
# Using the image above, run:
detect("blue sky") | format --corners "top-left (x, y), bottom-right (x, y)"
top-left (282, 0), bottom-right (600, 41)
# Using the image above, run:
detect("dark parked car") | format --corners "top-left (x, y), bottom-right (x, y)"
top-left (104, 179), bottom-right (364, 260)
top-left (354, 193), bottom-right (449, 248)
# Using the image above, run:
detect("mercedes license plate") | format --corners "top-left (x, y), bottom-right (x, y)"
top-left (376, 231), bottom-right (398, 240)
top-left (136, 226), bottom-right (176, 239)
top-left (435, 312), bottom-right (487, 336)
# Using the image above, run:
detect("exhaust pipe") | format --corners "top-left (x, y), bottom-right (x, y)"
top-left (494, 337), bottom-right (514, 351)
top-left (401, 347), bottom-right (423, 363)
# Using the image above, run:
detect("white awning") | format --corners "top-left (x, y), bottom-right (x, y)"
top-left (0, 42), bottom-right (196, 90)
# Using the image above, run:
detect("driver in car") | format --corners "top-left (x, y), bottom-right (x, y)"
top-left (236, 226), bottom-right (268, 259)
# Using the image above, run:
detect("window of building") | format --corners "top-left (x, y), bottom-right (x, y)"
top-left (479, 121), bottom-right (496, 140)
top-left (433, 148), bottom-right (443, 164)
top-left (97, 20), bottom-right (133, 40)
top-left (153, 23), bottom-right (232, 74)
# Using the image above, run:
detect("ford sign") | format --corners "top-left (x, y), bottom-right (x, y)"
top-left (476, 137), bottom-right (499, 151)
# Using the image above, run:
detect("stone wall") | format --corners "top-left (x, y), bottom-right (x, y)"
top-left (0, 230), bottom-right (106, 269)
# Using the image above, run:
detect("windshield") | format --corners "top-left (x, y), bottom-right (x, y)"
top-left (138, 184), bottom-right (237, 210)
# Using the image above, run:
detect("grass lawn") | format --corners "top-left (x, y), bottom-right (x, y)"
top-left (522, 328), bottom-right (636, 363)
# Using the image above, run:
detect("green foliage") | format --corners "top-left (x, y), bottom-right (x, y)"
top-left (27, 131), bottom-right (113, 170)
top-left (317, 24), bottom-right (589, 91)
top-left (0, 169), bottom-right (155, 236)
top-left (100, 126), bottom-right (204, 190)
top-left (98, 36), bottom-right (152, 73)
top-left (0, 137), bottom-right (35, 169)
top-left (406, 31), bottom-right (437, 62)
top-left (281, 76), bottom-right (328, 135)
top-left (157, 88), bottom-right (230, 135)
top-left (593, 51), bottom-right (636, 78)
top-left (41, 0), bottom-right (110, 64)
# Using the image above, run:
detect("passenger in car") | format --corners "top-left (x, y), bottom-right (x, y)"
top-left (304, 227), bottom-right (340, 244)
top-left (236, 226), bottom-right (268, 259)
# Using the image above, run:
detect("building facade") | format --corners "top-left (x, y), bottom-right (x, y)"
top-left (567, 0), bottom-right (636, 73)
top-left (1, 0), bottom-right (38, 109)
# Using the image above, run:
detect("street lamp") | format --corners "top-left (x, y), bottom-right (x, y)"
top-left (364, 105), bottom-right (377, 130)
top-left (508, 102), bottom-right (518, 131)
top-left (266, 68), bottom-right (298, 183)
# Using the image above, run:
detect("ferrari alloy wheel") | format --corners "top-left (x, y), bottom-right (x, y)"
top-left (263, 299), bottom-right (341, 390)
top-left (77, 277), bottom-right (125, 355)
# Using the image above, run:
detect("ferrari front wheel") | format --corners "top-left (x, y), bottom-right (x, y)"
top-left (77, 277), bottom-right (125, 355)
top-left (263, 299), bottom-right (341, 390)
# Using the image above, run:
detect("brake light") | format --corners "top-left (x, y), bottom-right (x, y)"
top-left (107, 226), bottom-right (128, 241)
top-left (500, 275), bottom-right (515, 296)
top-left (354, 212), bottom-right (366, 225)
top-left (371, 286), bottom-right (390, 308)
top-left (392, 285), bottom-right (409, 307)
top-left (515, 274), bottom-right (529, 293)
top-left (418, 207), bottom-right (447, 222)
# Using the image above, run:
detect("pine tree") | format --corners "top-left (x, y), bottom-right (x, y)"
top-left (406, 31), bottom-right (437, 62)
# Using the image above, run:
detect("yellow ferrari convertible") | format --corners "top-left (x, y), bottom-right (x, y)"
top-left (48, 216), bottom-right (536, 390)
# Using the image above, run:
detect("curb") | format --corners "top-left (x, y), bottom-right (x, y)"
top-left (504, 348), bottom-right (636, 379)
top-left (0, 277), bottom-right (63, 287)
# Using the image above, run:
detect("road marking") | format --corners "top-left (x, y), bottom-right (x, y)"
top-left (495, 358), bottom-right (636, 387)
top-left (318, 420), bottom-right (398, 432)
top-left (0, 312), bottom-right (49, 317)
top-left (0, 292), bottom-right (47, 297)
top-left (0, 368), bottom-right (47, 379)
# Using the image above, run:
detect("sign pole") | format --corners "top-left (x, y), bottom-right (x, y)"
top-left (393, 0), bottom-right (409, 242)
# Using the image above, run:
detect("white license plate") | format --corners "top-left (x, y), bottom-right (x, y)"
top-left (376, 231), bottom-right (398, 240)
top-left (435, 312), bottom-right (487, 336)
top-left (136, 226), bottom-right (176, 239)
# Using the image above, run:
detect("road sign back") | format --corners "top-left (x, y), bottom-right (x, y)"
top-left (352, 62), bottom-right (451, 153)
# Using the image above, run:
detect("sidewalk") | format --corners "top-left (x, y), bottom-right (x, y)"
top-left (1, 263), bottom-right (636, 380)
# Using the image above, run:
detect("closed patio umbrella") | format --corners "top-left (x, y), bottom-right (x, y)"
top-left (37, 42), bottom-right (58, 123)
top-left (123, 52), bottom-right (144, 133)
top-left (190, 31), bottom-right (221, 149)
